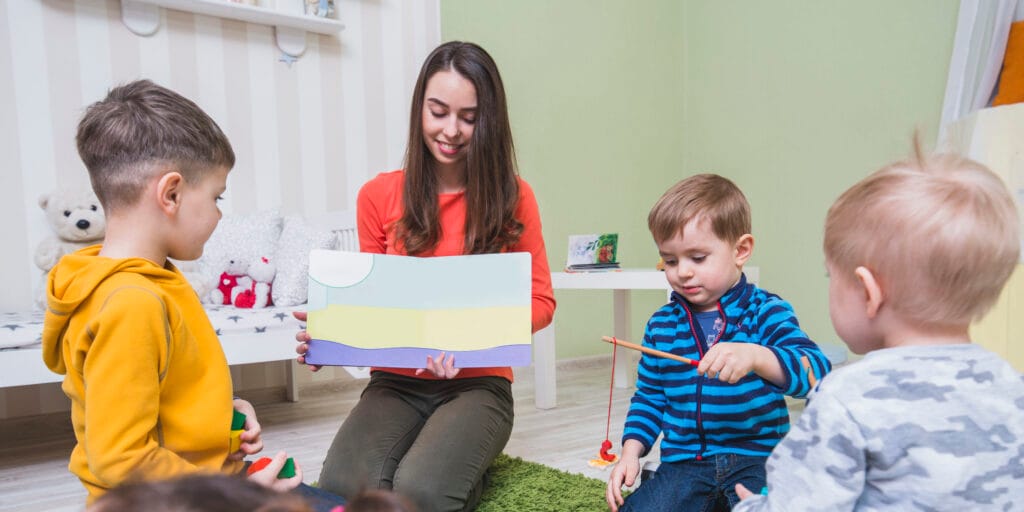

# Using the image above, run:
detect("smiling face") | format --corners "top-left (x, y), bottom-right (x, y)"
top-left (421, 69), bottom-right (478, 181)
top-left (658, 216), bottom-right (749, 312)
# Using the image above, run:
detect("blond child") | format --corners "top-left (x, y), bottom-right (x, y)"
top-left (606, 174), bottom-right (832, 511)
top-left (40, 80), bottom-right (335, 506)
top-left (734, 146), bottom-right (1024, 510)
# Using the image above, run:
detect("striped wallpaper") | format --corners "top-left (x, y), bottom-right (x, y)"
top-left (1, 0), bottom-right (440, 311)
top-left (0, 0), bottom-right (440, 417)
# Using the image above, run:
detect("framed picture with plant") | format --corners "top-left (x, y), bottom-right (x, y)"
top-left (566, 233), bottom-right (620, 271)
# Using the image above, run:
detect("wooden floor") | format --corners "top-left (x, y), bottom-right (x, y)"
top-left (0, 358), bottom-right (804, 511)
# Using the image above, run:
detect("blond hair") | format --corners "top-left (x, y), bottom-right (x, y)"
top-left (648, 174), bottom-right (751, 244)
top-left (824, 143), bottom-right (1020, 326)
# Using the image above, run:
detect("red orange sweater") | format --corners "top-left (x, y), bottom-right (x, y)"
top-left (357, 170), bottom-right (556, 382)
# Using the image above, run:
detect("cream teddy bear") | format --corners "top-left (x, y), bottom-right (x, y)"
top-left (35, 188), bottom-right (106, 271)
top-left (34, 188), bottom-right (106, 308)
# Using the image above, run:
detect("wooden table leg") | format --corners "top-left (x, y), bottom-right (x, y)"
top-left (612, 289), bottom-right (638, 389)
top-left (285, 360), bottom-right (299, 402)
top-left (533, 324), bottom-right (557, 409)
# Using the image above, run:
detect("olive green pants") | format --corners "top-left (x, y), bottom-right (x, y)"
top-left (318, 372), bottom-right (514, 512)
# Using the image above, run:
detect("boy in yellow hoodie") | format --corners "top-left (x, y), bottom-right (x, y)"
top-left (41, 80), bottom-right (332, 506)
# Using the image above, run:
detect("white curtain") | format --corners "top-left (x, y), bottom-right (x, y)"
top-left (939, 0), bottom-right (1024, 263)
top-left (939, 0), bottom-right (1024, 137)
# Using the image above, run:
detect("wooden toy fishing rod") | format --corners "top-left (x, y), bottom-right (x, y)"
top-left (591, 336), bottom-right (701, 469)
top-left (600, 336), bottom-right (699, 367)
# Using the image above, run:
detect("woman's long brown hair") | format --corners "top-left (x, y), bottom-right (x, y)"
top-left (397, 41), bottom-right (523, 255)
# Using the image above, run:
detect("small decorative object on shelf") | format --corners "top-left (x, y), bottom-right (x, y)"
top-left (565, 233), bottom-right (621, 272)
top-left (119, 0), bottom-right (344, 60)
top-left (305, 0), bottom-right (335, 18)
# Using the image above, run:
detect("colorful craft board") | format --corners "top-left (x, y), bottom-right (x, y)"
top-left (304, 250), bottom-right (532, 368)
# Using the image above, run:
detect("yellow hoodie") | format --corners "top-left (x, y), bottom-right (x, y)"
top-left (42, 246), bottom-right (242, 503)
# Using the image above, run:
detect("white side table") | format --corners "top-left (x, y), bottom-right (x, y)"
top-left (532, 267), bottom-right (759, 410)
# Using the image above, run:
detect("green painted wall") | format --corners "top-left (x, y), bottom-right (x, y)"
top-left (680, 2), bottom-right (959, 346)
top-left (442, 1), bottom-right (960, 358)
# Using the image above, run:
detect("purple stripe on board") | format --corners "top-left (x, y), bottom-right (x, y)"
top-left (305, 339), bottom-right (531, 368)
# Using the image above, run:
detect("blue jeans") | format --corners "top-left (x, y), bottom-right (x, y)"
top-left (295, 482), bottom-right (347, 512)
top-left (621, 454), bottom-right (766, 512)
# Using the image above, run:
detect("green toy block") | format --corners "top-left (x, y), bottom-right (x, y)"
top-left (278, 457), bottom-right (296, 479)
top-left (231, 410), bottom-right (246, 431)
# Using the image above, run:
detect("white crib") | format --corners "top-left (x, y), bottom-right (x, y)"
top-left (0, 210), bottom-right (362, 400)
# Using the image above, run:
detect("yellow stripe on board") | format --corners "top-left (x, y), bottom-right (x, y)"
top-left (308, 304), bottom-right (531, 351)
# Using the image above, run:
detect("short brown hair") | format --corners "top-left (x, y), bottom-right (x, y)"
top-left (648, 174), bottom-right (751, 244)
top-left (824, 143), bottom-right (1020, 325)
top-left (76, 79), bottom-right (234, 212)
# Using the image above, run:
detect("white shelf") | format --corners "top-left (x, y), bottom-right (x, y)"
top-left (121, 0), bottom-right (344, 58)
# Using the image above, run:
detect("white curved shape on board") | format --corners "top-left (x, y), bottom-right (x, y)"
top-left (309, 249), bottom-right (374, 288)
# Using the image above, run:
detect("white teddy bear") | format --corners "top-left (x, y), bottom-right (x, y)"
top-left (209, 258), bottom-right (253, 306)
top-left (34, 188), bottom-right (106, 308)
top-left (35, 188), bottom-right (106, 271)
top-left (233, 256), bottom-right (276, 309)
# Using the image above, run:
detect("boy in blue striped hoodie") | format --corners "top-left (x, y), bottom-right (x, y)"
top-left (606, 174), bottom-right (831, 512)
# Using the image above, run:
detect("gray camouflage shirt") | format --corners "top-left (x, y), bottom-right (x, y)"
top-left (734, 344), bottom-right (1024, 511)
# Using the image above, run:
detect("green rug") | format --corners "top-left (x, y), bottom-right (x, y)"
top-left (478, 454), bottom-right (609, 512)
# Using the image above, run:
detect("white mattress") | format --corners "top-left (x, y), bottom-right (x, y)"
top-left (1, 306), bottom-right (305, 351)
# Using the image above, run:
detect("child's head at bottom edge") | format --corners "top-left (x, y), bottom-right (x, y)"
top-left (823, 139), bottom-right (1020, 354)
top-left (648, 173), bottom-right (754, 311)
top-left (87, 473), bottom-right (312, 512)
top-left (344, 488), bottom-right (418, 512)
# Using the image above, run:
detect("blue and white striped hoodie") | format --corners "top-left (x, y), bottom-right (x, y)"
top-left (622, 273), bottom-right (831, 462)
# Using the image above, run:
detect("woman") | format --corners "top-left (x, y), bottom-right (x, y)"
top-left (295, 41), bottom-right (555, 512)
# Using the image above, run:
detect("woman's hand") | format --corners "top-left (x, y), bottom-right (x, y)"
top-left (228, 399), bottom-right (263, 461)
top-left (293, 311), bottom-right (322, 372)
top-left (415, 352), bottom-right (460, 379)
top-left (246, 451), bottom-right (303, 492)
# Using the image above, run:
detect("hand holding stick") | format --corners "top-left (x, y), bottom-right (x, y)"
top-left (600, 336), bottom-right (699, 367)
